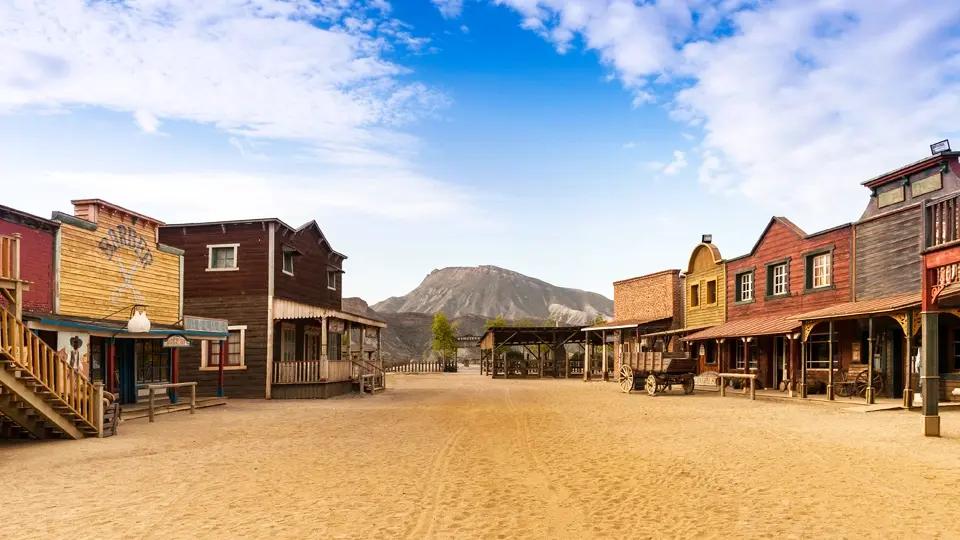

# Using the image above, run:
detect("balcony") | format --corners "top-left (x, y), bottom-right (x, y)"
top-left (925, 193), bottom-right (960, 249)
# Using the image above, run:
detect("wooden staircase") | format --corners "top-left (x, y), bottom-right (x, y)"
top-left (0, 234), bottom-right (104, 439)
top-left (349, 356), bottom-right (386, 395)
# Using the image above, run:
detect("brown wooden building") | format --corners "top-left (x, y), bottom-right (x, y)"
top-left (582, 269), bottom-right (684, 380)
top-left (158, 218), bottom-right (386, 399)
top-left (685, 217), bottom-right (853, 392)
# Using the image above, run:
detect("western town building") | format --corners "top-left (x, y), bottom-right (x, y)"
top-left (158, 217), bottom-right (386, 400)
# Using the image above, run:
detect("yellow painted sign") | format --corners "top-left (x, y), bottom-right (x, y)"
top-left (59, 213), bottom-right (181, 325)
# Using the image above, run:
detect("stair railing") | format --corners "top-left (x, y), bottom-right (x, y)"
top-left (347, 355), bottom-right (385, 390)
top-left (0, 307), bottom-right (98, 433)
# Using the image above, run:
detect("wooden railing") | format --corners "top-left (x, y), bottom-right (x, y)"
top-left (0, 234), bottom-right (20, 282)
top-left (385, 360), bottom-right (457, 373)
top-left (147, 382), bottom-right (197, 422)
top-left (273, 359), bottom-right (354, 384)
top-left (0, 307), bottom-right (98, 433)
top-left (926, 193), bottom-right (960, 248)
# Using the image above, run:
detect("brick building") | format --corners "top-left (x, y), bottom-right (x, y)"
top-left (0, 205), bottom-right (58, 314)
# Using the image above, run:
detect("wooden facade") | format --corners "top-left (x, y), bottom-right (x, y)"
top-left (159, 218), bottom-right (385, 400)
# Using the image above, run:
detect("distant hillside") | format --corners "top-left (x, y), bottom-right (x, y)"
top-left (372, 265), bottom-right (612, 325)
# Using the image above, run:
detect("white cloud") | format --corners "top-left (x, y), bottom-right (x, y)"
top-left (662, 150), bottom-right (687, 175)
top-left (133, 110), bottom-right (161, 134)
top-left (461, 25), bottom-right (470, 34)
top-left (25, 170), bottom-right (475, 223)
top-left (0, 0), bottom-right (447, 166)
top-left (494, 0), bottom-right (960, 222)
top-left (433, 0), bottom-right (465, 18)
top-left (622, 141), bottom-right (635, 149)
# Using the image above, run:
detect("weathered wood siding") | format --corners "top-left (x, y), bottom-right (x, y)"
top-left (854, 206), bottom-right (922, 301)
top-left (613, 270), bottom-right (681, 324)
top-left (271, 381), bottom-right (353, 399)
top-left (685, 243), bottom-right (726, 329)
top-left (273, 225), bottom-right (341, 310)
top-left (177, 295), bottom-right (269, 399)
top-left (859, 161), bottom-right (960, 221)
top-left (59, 213), bottom-right (181, 324)
top-left (158, 222), bottom-right (269, 298)
top-left (726, 220), bottom-right (852, 320)
top-left (0, 211), bottom-right (56, 313)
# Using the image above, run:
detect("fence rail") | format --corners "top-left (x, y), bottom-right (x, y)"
top-left (273, 360), bottom-right (355, 384)
top-left (385, 360), bottom-right (458, 373)
top-left (0, 234), bottom-right (19, 282)
top-left (926, 193), bottom-right (960, 248)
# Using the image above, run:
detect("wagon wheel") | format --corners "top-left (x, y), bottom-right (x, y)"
top-left (619, 365), bottom-right (635, 393)
top-left (682, 375), bottom-right (695, 395)
top-left (645, 374), bottom-right (658, 396)
top-left (855, 370), bottom-right (884, 397)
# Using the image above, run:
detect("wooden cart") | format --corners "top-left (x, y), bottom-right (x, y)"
top-left (618, 352), bottom-right (697, 396)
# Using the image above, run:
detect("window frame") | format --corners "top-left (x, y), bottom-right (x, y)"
top-left (282, 251), bottom-right (295, 276)
top-left (805, 331), bottom-right (840, 370)
top-left (280, 323), bottom-right (297, 362)
top-left (206, 243), bottom-right (240, 272)
top-left (735, 269), bottom-right (755, 304)
top-left (690, 283), bottom-right (700, 307)
top-left (200, 326), bottom-right (247, 371)
top-left (706, 280), bottom-right (718, 305)
top-left (803, 246), bottom-right (835, 293)
top-left (327, 270), bottom-right (338, 291)
top-left (764, 258), bottom-right (791, 299)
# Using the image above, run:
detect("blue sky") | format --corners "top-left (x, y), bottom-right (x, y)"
top-left (2, 0), bottom-right (959, 304)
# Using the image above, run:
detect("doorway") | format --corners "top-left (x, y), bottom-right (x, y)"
top-left (773, 337), bottom-right (787, 390)
top-left (118, 340), bottom-right (137, 404)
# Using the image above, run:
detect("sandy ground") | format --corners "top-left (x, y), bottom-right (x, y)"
top-left (3, 369), bottom-right (960, 540)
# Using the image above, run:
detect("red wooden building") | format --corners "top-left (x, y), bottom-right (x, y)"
top-left (0, 205), bottom-right (58, 314)
top-left (685, 217), bottom-right (853, 392)
top-left (158, 218), bottom-right (386, 399)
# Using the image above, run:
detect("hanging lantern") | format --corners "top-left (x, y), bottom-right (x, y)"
top-left (127, 307), bottom-right (151, 334)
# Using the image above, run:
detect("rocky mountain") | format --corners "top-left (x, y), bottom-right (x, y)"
top-left (372, 265), bottom-right (613, 325)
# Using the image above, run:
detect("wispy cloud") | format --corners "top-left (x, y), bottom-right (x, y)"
top-left (622, 141), bottom-right (636, 149)
top-left (494, 0), bottom-right (960, 221)
top-left (433, 0), bottom-right (465, 19)
top-left (662, 150), bottom-right (687, 175)
top-left (133, 110), bottom-right (162, 134)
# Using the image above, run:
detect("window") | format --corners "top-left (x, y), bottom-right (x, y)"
top-left (805, 251), bottom-right (832, 290)
top-left (304, 327), bottom-right (322, 361)
top-left (690, 284), bottom-right (700, 307)
top-left (207, 244), bottom-right (239, 271)
top-left (806, 332), bottom-right (840, 370)
top-left (281, 324), bottom-right (297, 361)
top-left (327, 270), bottom-right (338, 290)
top-left (736, 272), bottom-right (754, 302)
top-left (733, 340), bottom-right (758, 370)
top-left (767, 262), bottom-right (788, 296)
top-left (283, 252), bottom-right (294, 276)
top-left (327, 332), bottom-right (342, 361)
top-left (135, 339), bottom-right (169, 383)
top-left (202, 326), bottom-right (246, 369)
top-left (706, 280), bottom-right (717, 304)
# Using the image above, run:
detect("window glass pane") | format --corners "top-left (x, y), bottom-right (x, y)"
top-left (211, 247), bottom-right (236, 268)
top-left (707, 281), bottom-right (717, 304)
top-left (283, 253), bottom-right (293, 273)
top-left (690, 285), bottom-right (699, 306)
top-left (812, 253), bottom-right (831, 288)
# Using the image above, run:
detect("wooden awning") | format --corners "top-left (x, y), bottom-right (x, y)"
top-left (789, 293), bottom-right (920, 322)
top-left (641, 325), bottom-right (713, 338)
top-left (683, 316), bottom-right (799, 341)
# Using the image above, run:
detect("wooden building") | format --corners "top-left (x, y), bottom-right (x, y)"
top-left (158, 218), bottom-right (386, 399)
top-left (685, 217), bottom-right (853, 392)
top-left (582, 269), bottom-right (684, 380)
top-left (16, 200), bottom-right (228, 408)
top-left (0, 205), bottom-right (58, 314)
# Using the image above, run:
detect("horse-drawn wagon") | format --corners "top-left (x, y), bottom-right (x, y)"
top-left (618, 352), bottom-right (697, 395)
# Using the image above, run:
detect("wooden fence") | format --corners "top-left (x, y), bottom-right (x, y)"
top-left (385, 360), bottom-right (458, 373)
top-left (273, 360), bottom-right (354, 384)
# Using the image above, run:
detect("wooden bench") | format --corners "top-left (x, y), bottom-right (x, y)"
top-left (719, 373), bottom-right (758, 400)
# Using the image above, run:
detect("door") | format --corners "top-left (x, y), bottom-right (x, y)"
top-left (892, 332), bottom-right (903, 399)
top-left (118, 340), bottom-right (137, 404)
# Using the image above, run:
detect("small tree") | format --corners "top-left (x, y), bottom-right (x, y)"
top-left (432, 312), bottom-right (457, 364)
top-left (513, 317), bottom-right (535, 327)
top-left (485, 315), bottom-right (508, 331)
top-left (592, 314), bottom-right (607, 326)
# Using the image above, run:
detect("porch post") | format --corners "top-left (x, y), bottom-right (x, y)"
top-left (866, 317), bottom-right (875, 404)
top-left (904, 311), bottom-right (914, 408)
top-left (743, 336), bottom-right (749, 377)
top-left (171, 347), bottom-right (179, 404)
top-left (107, 338), bottom-right (116, 394)
top-left (217, 337), bottom-right (227, 398)
top-left (602, 329), bottom-right (608, 381)
top-left (321, 316), bottom-right (329, 363)
top-left (800, 336), bottom-right (808, 398)
top-left (921, 311), bottom-right (940, 436)
top-left (826, 321), bottom-right (835, 400)
top-left (583, 331), bottom-right (591, 382)
top-left (787, 335), bottom-right (795, 398)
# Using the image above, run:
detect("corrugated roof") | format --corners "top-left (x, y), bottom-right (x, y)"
top-left (642, 325), bottom-right (713, 338)
top-left (683, 316), bottom-right (799, 341)
top-left (789, 294), bottom-right (920, 321)
top-left (582, 316), bottom-right (673, 331)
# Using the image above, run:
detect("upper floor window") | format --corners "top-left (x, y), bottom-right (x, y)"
top-left (805, 251), bottom-right (832, 289)
top-left (327, 270), bottom-right (338, 291)
top-left (207, 244), bottom-right (239, 271)
top-left (736, 271), bottom-right (753, 302)
top-left (282, 251), bottom-right (295, 276)
top-left (706, 280), bottom-right (717, 304)
top-left (690, 284), bottom-right (700, 307)
top-left (767, 262), bottom-right (789, 296)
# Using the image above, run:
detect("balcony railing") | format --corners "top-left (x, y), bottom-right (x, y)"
top-left (925, 193), bottom-right (960, 249)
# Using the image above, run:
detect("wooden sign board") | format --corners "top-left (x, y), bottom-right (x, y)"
top-left (162, 335), bottom-right (192, 348)
top-left (851, 342), bottom-right (861, 363)
top-left (184, 315), bottom-right (228, 334)
top-left (328, 318), bottom-right (346, 334)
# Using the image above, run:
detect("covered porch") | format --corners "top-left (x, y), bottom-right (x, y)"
top-left (581, 317), bottom-right (674, 382)
top-left (269, 298), bottom-right (386, 399)
top-left (478, 326), bottom-right (601, 379)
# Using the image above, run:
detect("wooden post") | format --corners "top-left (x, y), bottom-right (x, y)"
top-left (922, 311), bottom-right (940, 436)
top-left (827, 321), bottom-right (835, 400)
top-left (583, 330), bottom-right (591, 382)
top-left (720, 375), bottom-right (726, 397)
top-left (218, 337), bottom-right (227, 398)
top-left (171, 348), bottom-right (179, 404)
top-left (94, 382), bottom-right (104, 438)
top-left (866, 317), bottom-right (875, 404)
top-left (190, 383), bottom-right (197, 415)
top-left (904, 312), bottom-right (914, 408)
top-left (602, 330), bottom-right (608, 381)
top-left (743, 337), bottom-right (749, 376)
top-left (148, 387), bottom-right (155, 423)
top-left (801, 337), bottom-right (808, 398)
top-left (107, 338), bottom-right (116, 394)
top-left (788, 335), bottom-right (796, 397)
top-left (11, 234), bottom-right (22, 321)
top-left (750, 376), bottom-right (756, 400)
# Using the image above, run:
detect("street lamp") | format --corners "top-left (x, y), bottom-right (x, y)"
top-left (127, 306), bottom-right (151, 333)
